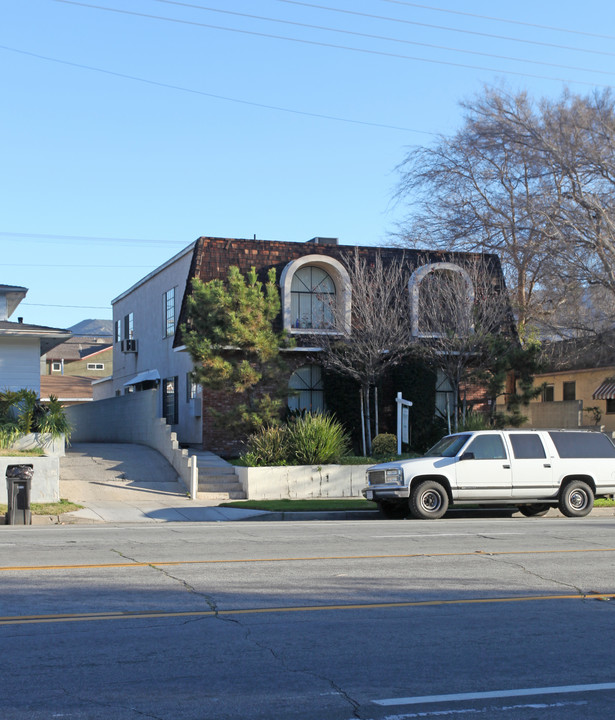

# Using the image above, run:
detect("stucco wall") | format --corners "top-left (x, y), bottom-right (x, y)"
top-left (235, 463), bottom-right (372, 499)
top-left (111, 242), bottom-right (201, 445)
top-left (0, 457), bottom-right (60, 504)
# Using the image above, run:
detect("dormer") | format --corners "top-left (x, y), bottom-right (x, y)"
top-left (0, 285), bottom-right (27, 321)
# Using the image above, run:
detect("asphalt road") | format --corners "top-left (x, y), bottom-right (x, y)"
top-left (1, 515), bottom-right (615, 719)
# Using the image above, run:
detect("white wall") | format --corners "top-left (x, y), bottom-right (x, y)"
top-left (111, 242), bottom-right (202, 445)
top-left (0, 337), bottom-right (41, 394)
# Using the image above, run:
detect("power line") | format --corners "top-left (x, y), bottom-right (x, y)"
top-left (0, 44), bottom-right (430, 135)
top-left (3, 263), bottom-right (157, 268)
top-left (147, 0), bottom-right (615, 77)
top-left (271, 0), bottom-right (615, 58)
top-left (48, 1), bottom-right (615, 88)
top-left (23, 302), bottom-right (111, 310)
top-left (378, 0), bottom-right (615, 42)
top-left (0, 231), bottom-right (187, 246)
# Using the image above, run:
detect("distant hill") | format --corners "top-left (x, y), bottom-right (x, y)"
top-left (69, 319), bottom-right (113, 337)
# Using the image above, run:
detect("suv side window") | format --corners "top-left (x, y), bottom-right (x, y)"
top-left (509, 433), bottom-right (547, 459)
top-left (465, 435), bottom-right (507, 460)
top-left (548, 431), bottom-right (615, 458)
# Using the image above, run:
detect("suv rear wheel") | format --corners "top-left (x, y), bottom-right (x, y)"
top-left (558, 480), bottom-right (594, 517)
top-left (410, 480), bottom-right (449, 520)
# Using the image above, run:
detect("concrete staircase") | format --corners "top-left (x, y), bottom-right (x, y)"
top-left (190, 451), bottom-right (246, 500)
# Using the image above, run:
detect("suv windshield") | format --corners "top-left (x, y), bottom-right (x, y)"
top-left (424, 434), bottom-right (471, 458)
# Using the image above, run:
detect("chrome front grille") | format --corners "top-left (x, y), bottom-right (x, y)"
top-left (368, 468), bottom-right (403, 486)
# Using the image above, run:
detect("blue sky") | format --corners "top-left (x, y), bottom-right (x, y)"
top-left (2, 0), bottom-right (615, 330)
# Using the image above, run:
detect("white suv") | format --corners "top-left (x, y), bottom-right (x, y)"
top-left (363, 429), bottom-right (615, 520)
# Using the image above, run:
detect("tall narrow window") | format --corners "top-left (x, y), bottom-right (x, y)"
top-left (290, 266), bottom-right (336, 329)
top-left (115, 320), bottom-right (122, 343)
top-left (124, 313), bottom-right (134, 340)
top-left (563, 381), bottom-right (576, 401)
top-left (163, 377), bottom-right (178, 425)
top-left (163, 288), bottom-right (175, 338)
top-left (288, 365), bottom-right (325, 413)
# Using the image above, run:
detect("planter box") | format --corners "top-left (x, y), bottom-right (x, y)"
top-left (0, 456), bottom-right (60, 504)
top-left (234, 464), bottom-right (372, 500)
top-left (9, 433), bottom-right (66, 457)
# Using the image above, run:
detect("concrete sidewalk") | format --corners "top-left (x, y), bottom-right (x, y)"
top-left (18, 443), bottom-right (615, 525)
top-left (50, 443), bottom-right (269, 524)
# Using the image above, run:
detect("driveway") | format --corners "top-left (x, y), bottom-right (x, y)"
top-left (57, 443), bottom-right (264, 523)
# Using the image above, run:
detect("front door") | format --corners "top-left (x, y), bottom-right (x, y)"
top-left (454, 433), bottom-right (512, 500)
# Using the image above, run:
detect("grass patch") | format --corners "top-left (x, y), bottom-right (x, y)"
top-left (219, 498), bottom-right (378, 512)
top-left (595, 497), bottom-right (615, 507)
top-left (0, 499), bottom-right (82, 516)
top-left (0, 448), bottom-right (45, 457)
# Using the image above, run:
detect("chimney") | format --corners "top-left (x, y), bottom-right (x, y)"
top-left (307, 237), bottom-right (338, 246)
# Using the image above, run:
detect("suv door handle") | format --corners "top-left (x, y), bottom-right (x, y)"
top-left (503, 464), bottom-right (510, 469)
top-left (544, 463), bottom-right (551, 468)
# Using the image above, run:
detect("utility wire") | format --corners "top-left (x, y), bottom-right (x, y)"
top-left (270, 0), bottom-right (615, 58)
top-left (378, 0), bottom-right (615, 42)
top-left (48, 1), bottom-right (615, 88)
top-left (0, 231), bottom-right (187, 246)
top-left (148, 0), bottom-right (615, 77)
top-left (0, 44), bottom-right (435, 134)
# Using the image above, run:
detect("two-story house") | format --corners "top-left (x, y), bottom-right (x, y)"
top-left (108, 236), bottom-right (511, 454)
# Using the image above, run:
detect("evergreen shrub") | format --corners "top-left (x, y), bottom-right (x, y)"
top-left (371, 433), bottom-right (397, 457)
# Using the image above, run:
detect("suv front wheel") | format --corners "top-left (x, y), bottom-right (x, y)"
top-left (410, 480), bottom-right (449, 520)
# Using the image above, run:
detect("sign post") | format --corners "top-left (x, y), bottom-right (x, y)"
top-left (396, 392), bottom-right (413, 455)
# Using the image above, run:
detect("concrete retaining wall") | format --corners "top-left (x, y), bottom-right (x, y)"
top-left (9, 433), bottom-right (66, 457)
top-left (0, 457), bottom-right (60, 504)
top-left (235, 463), bottom-right (372, 499)
top-left (65, 391), bottom-right (198, 497)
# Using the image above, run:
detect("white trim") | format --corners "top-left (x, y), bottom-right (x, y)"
top-left (279, 254), bottom-right (351, 334)
top-left (408, 261), bottom-right (475, 338)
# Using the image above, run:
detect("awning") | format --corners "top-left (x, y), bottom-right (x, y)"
top-left (123, 370), bottom-right (160, 387)
top-left (592, 378), bottom-right (615, 400)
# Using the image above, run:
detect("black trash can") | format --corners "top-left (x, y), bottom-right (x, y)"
top-left (6, 464), bottom-right (33, 525)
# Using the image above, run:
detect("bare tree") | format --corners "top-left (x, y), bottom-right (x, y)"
top-left (395, 86), bottom-right (615, 340)
top-left (310, 250), bottom-right (413, 455)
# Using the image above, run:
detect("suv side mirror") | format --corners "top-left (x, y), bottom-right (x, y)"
top-left (460, 451), bottom-right (475, 461)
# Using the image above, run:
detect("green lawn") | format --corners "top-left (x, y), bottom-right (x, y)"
top-left (0, 499), bottom-right (82, 516)
top-left (221, 497), bottom-right (615, 512)
top-left (220, 498), bottom-right (378, 512)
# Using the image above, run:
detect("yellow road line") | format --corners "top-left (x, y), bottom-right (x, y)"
top-left (1, 592), bottom-right (613, 626)
top-left (1, 547), bottom-right (615, 572)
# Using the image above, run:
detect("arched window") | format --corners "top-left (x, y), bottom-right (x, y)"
top-left (290, 266), bottom-right (336, 329)
top-left (288, 364), bottom-right (325, 413)
top-left (408, 262), bottom-right (475, 338)
top-left (280, 255), bottom-right (351, 334)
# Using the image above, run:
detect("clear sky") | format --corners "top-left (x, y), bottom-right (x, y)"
top-left (2, 0), bottom-right (615, 330)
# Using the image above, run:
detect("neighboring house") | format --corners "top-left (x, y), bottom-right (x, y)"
top-left (517, 336), bottom-right (615, 433)
top-left (108, 236), bottom-right (510, 453)
top-left (40, 334), bottom-right (113, 404)
top-left (0, 284), bottom-right (71, 396)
